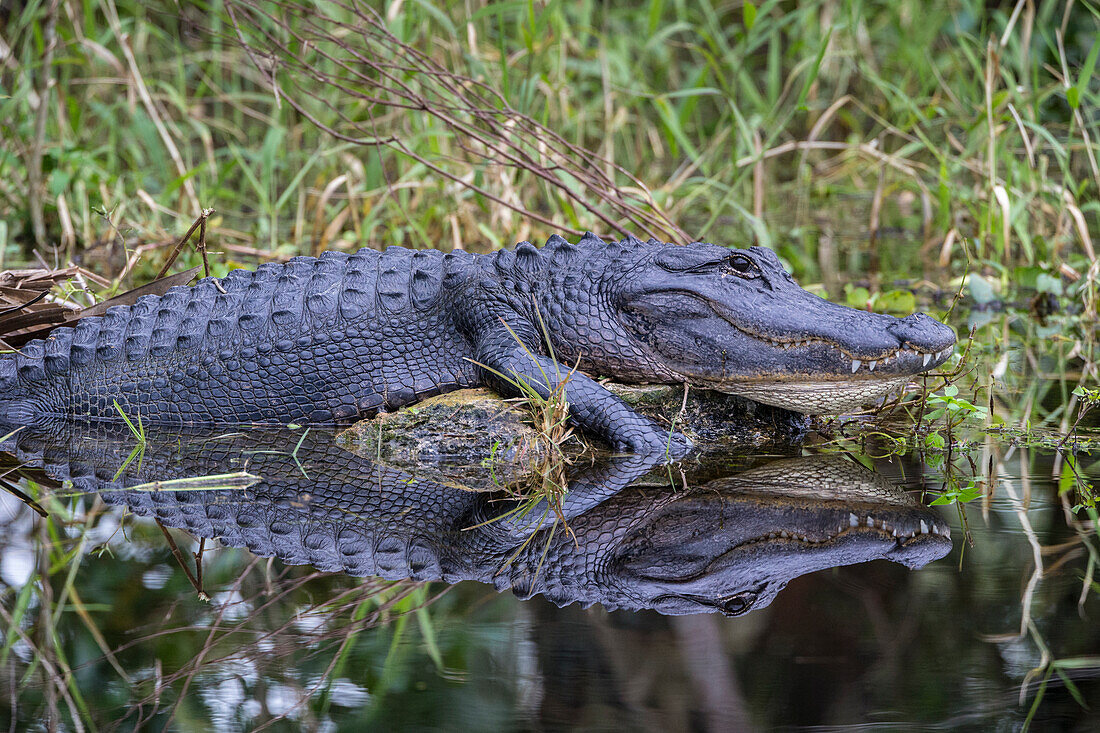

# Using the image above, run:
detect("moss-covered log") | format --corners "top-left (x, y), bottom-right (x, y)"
top-left (336, 385), bottom-right (807, 490)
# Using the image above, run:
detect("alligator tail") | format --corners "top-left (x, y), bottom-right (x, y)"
top-left (0, 328), bottom-right (72, 424)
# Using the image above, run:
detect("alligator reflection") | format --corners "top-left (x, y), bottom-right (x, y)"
top-left (5, 423), bottom-right (952, 616)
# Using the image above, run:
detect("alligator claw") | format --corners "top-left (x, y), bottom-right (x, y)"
top-left (665, 430), bottom-right (694, 460)
top-left (619, 428), bottom-right (692, 460)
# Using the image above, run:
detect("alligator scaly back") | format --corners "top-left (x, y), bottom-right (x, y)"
top-left (1, 248), bottom-right (477, 426)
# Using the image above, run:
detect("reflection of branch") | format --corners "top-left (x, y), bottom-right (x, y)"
top-left (155, 520), bottom-right (209, 601)
top-left (224, 0), bottom-right (687, 243)
top-left (673, 615), bottom-right (757, 733)
top-left (1000, 468), bottom-right (1043, 637)
top-left (108, 557), bottom-right (426, 730)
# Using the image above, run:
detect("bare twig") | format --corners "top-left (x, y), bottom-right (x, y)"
top-left (223, 0), bottom-right (688, 243)
top-left (155, 208), bottom-right (215, 281)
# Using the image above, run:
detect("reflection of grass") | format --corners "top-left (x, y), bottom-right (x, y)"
top-left (241, 427), bottom-right (312, 479)
top-left (112, 399), bottom-right (147, 481)
top-left (0, 478), bottom-right (116, 727)
top-left (2, 472), bottom-right (433, 730)
top-left (1022, 619), bottom-right (1100, 732)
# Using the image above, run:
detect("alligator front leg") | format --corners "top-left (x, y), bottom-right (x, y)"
top-left (472, 321), bottom-right (691, 458)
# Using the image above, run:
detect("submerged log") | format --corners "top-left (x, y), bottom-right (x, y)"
top-left (336, 385), bottom-right (808, 490)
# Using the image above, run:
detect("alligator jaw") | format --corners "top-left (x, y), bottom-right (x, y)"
top-left (731, 509), bottom-right (953, 549)
top-left (706, 505), bottom-right (953, 573)
top-left (706, 330), bottom-right (954, 414)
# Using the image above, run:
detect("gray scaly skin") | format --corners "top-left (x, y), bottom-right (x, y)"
top-left (0, 234), bottom-right (956, 456)
top-left (3, 424), bottom-right (952, 616)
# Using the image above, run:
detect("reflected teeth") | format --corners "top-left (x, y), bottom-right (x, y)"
top-left (753, 516), bottom-right (952, 547)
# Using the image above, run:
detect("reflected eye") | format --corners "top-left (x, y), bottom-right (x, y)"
top-left (728, 255), bottom-right (759, 278)
top-left (717, 590), bottom-right (757, 616)
top-left (651, 589), bottom-right (762, 617)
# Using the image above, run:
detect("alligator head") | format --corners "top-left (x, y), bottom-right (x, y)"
top-left (593, 454), bottom-right (952, 616)
top-left (555, 235), bottom-right (956, 413)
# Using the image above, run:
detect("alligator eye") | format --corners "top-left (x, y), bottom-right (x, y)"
top-left (728, 255), bottom-right (759, 278)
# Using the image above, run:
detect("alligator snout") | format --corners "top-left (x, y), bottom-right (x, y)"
top-left (885, 312), bottom-right (957, 352)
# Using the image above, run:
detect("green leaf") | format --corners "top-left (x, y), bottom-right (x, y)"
top-left (1035, 272), bottom-right (1064, 295)
top-left (844, 284), bottom-right (871, 308)
top-left (1071, 38), bottom-right (1100, 112)
top-left (743, 1), bottom-right (757, 31)
top-left (967, 274), bottom-right (997, 304)
top-left (925, 432), bottom-right (946, 449)
top-left (795, 27), bottom-right (833, 111)
top-left (876, 289), bottom-right (917, 315)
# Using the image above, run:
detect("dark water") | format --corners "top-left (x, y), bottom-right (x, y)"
top-left (1, 400), bottom-right (1098, 731)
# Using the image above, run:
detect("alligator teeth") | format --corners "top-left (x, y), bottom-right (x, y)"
top-left (866, 516), bottom-right (875, 527)
top-left (868, 360), bottom-right (877, 371)
top-left (851, 360), bottom-right (862, 373)
top-left (923, 353), bottom-right (932, 367)
top-left (919, 520), bottom-right (929, 534)
top-left (892, 528), bottom-right (899, 537)
top-left (849, 513), bottom-right (859, 527)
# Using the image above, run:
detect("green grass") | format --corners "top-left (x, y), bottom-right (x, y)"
top-left (0, 1), bottom-right (1095, 287)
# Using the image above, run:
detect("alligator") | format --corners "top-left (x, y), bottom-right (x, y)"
top-left (0, 234), bottom-right (956, 455)
top-left (2, 424), bottom-right (952, 615)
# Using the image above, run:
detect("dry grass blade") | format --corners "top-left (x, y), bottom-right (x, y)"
top-left (0, 476), bottom-right (48, 518)
top-left (78, 266), bottom-right (200, 318)
top-left (1, 206), bottom-right (213, 348)
top-left (0, 267), bottom-right (90, 349)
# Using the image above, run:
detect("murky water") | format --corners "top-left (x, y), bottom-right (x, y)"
top-left (1, 386), bottom-right (1098, 730)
